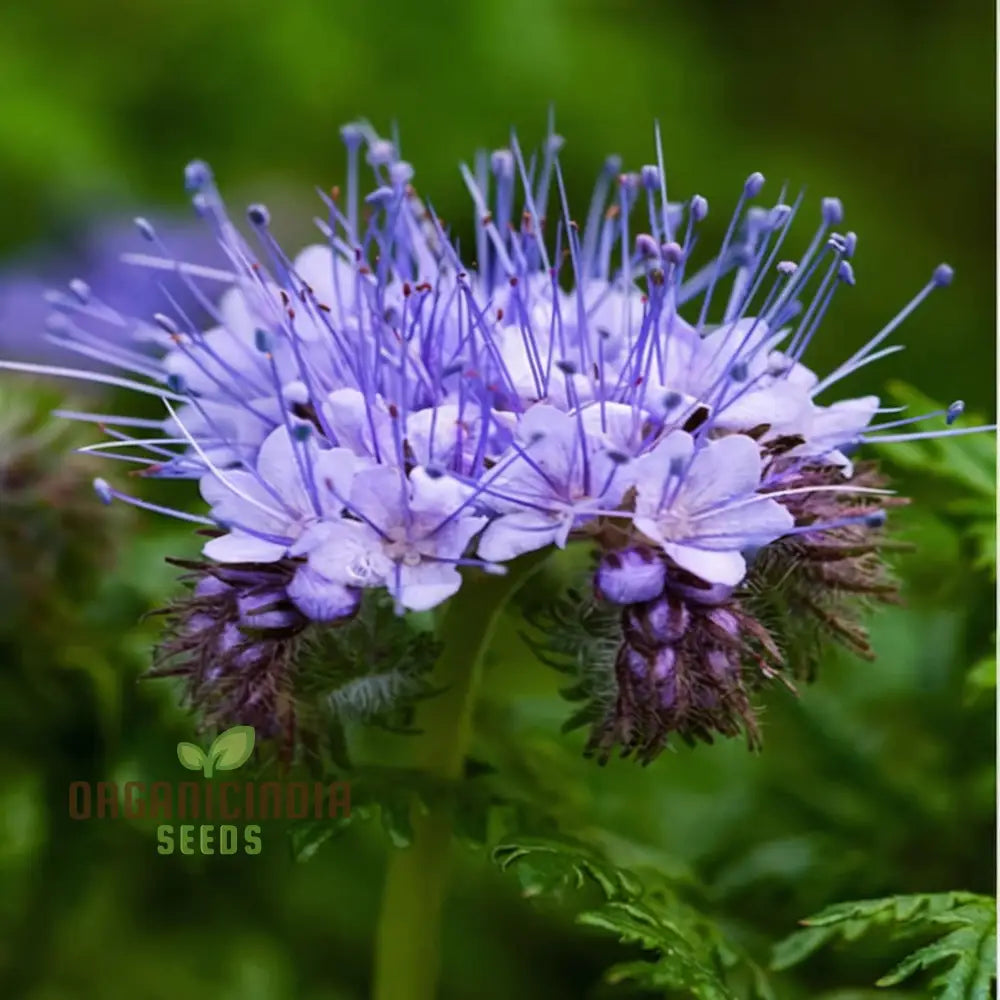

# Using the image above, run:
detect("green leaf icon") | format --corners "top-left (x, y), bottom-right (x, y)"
top-left (207, 725), bottom-right (256, 775)
top-left (177, 742), bottom-right (207, 772)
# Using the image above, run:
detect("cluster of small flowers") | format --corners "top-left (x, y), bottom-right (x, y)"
top-left (2, 119), bottom-right (988, 753)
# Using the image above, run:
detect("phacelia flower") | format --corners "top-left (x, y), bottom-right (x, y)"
top-left (477, 404), bottom-right (631, 562)
top-left (292, 465), bottom-right (488, 613)
top-left (198, 423), bottom-right (360, 564)
top-left (2, 118), bottom-right (991, 756)
top-left (631, 431), bottom-right (794, 586)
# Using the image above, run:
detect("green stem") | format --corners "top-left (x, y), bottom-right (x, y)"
top-left (372, 556), bottom-right (544, 1000)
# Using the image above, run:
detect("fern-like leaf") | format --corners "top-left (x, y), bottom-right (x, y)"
top-left (518, 585), bottom-right (623, 733)
top-left (494, 834), bottom-right (773, 999)
top-left (773, 892), bottom-right (996, 999)
top-left (494, 833), bottom-right (642, 901)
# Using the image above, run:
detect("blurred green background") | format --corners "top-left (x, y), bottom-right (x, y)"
top-left (0, 1), bottom-right (994, 998)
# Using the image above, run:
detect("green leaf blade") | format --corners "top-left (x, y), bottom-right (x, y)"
top-left (774, 892), bottom-right (996, 999)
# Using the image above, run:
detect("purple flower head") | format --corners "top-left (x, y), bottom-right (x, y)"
top-left (1, 116), bottom-right (991, 630)
top-left (150, 558), bottom-right (310, 742)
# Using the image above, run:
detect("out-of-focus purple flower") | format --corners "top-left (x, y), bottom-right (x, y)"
top-left (0, 215), bottom-right (214, 364)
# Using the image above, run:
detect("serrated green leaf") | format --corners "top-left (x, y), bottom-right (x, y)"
top-left (877, 902), bottom-right (997, 999)
top-left (774, 892), bottom-right (996, 999)
top-left (176, 741), bottom-right (206, 772)
top-left (872, 383), bottom-right (996, 581)
top-left (581, 901), bottom-right (737, 1000)
top-left (771, 924), bottom-right (838, 971)
top-left (877, 382), bottom-right (996, 491)
top-left (517, 587), bottom-right (621, 743)
top-left (493, 834), bottom-right (638, 901)
top-left (282, 761), bottom-right (502, 859)
top-left (208, 725), bottom-right (256, 771)
top-left (295, 592), bottom-right (445, 737)
top-left (493, 833), bottom-right (773, 998)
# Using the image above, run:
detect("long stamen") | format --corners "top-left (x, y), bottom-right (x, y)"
top-left (814, 265), bottom-right (954, 394)
top-left (93, 477), bottom-right (217, 525)
top-left (694, 172), bottom-right (765, 330)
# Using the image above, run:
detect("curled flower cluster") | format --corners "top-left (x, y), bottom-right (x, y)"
top-left (2, 120), bottom-right (989, 753)
top-left (150, 557), bottom-right (308, 741)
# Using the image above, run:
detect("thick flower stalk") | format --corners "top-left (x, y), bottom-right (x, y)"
top-left (1, 119), bottom-right (990, 757)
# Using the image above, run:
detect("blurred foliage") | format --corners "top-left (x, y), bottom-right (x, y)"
top-left (0, 1), bottom-right (994, 999)
top-left (0, 0), bottom-right (994, 410)
top-left (874, 383), bottom-right (996, 580)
